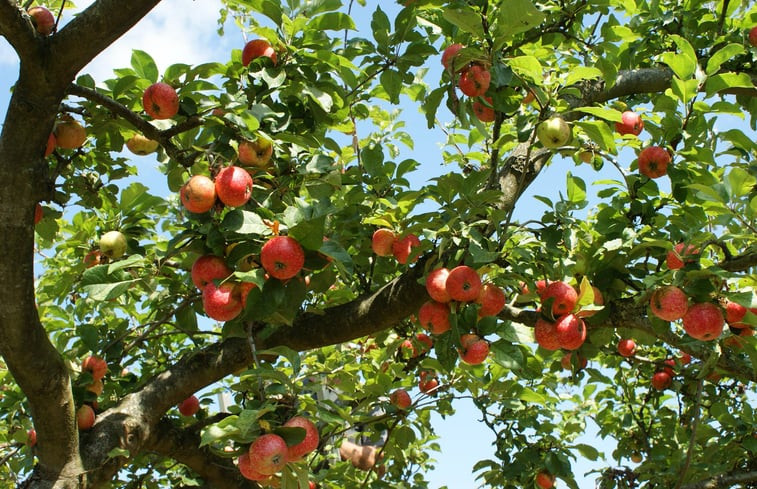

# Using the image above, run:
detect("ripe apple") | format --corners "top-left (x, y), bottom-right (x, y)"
top-left (651, 370), bottom-right (672, 390)
top-left (426, 267), bottom-right (451, 303)
top-left (541, 281), bottom-right (577, 317)
top-left (238, 453), bottom-right (268, 481)
top-left (615, 110), bottom-right (644, 136)
top-left (662, 358), bottom-right (676, 376)
top-left (83, 250), bottom-right (103, 268)
top-left (534, 318), bottom-right (561, 350)
top-left (682, 302), bottom-right (724, 341)
top-left (724, 300), bottom-right (756, 329)
top-left (177, 395), bottom-right (200, 416)
top-left (371, 228), bottom-right (396, 257)
top-left (283, 416), bottom-right (319, 461)
top-left (441, 43), bottom-right (463, 71)
top-left (34, 203), bottom-right (43, 225)
top-left (202, 282), bottom-right (243, 321)
top-left (215, 166), bottom-right (253, 208)
top-left (476, 283), bottom-right (506, 317)
top-left (535, 470), bottom-right (555, 489)
top-left (45, 132), bottom-right (56, 156)
top-left (418, 300), bottom-right (451, 334)
top-left (26, 428), bottom-right (37, 447)
top-left (261, 236), bottom-right (305, 280)
top-left (666, 242), bottom-right (699, 269)
top-left (54, 115), bottom-right (86, 149)
top-left (472, 96), bottom-right (495, 123)
top-left (649, 285), bottom-right (688, 321)
top-left (181, 175), bottom-right (217, 213)
top-left (28, 6), bottom-right (55, 35)
top-left (521, 89), bottom-right (536, 105)
top-left (536, 116), bottom-right (571, 149)
top-left (555, 313), bottom-right (586, 350)
top-left (242, 39), bottom-right (278, 66)
top-left (445, 265), bottom-right (482, 302)
top-left (142, 82), bottom-right (180, 120)
top-left (99, 230), bottom-right (127, 259)
top-left (82, 355), bottom-right (107, 381)
top-left (239, 281), bottom-right (257, 309)
top-left (392, 233), bottom-right (421, 264)
top-left (678, 351), bottom-right (692, 365)
top-left (238, 137), bottom-right (274, 168)
top-left (749, 26), bottom-right (757, 47)
top-left (248, 433), bottom-right (288, 475)
top-left (126, 134), bottom-right (159, 155)
top-left (390, 389), bottom-right (412, 410)
top-left (77, 405), bottom-right (96, 430)
top-left (637, 146), bottom-right (671, 178)
top-left (458, 64), bottom-right (490, 97)
top-left (617, 338), bottom-right (636, 357)
top-left (458, 334), bottom-right (489, 365)
top-left (191, 255), bottom-right (232, 290)
top-left (418, 370), bottom-right (439, 394)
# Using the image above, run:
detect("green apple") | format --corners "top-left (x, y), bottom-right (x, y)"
top-left (536, 116), bottom-right (571, 149)
top-left (99, 231), bottom-right (127, 259)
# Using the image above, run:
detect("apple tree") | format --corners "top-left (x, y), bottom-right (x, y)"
top-left (0, 0), bottom-right (756, 488)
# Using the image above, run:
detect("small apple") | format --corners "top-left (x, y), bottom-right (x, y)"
top-left (215, 165), bottom-right (253, 207)
top-left (651, 370), bottom-right (672, 390)
top-left (534, 318), bottom-right (561, 351)
top-left (536, 116), bottom-right (571, 149)
top-left (749, 26), bottom-right (757, 47)
top-left (54, 115), bottom-right (86, 149)
top-left (666, 243), bottom-right (699, 269)
top-left (445, 265), bottom-right (482, 302)
top-left (458, 64), bottom-right (490, 97)
top-left (77, 405), bottom-right (96, 430)
top-left (426, 267), bottom-right (451, 303)
top-left (682, 302), bottom-right (724, 341)
top-left (637, 146), bottom-right (671, 179)
top-left (617, 339), bottom-right (636, 357)
top-left (418, 300), bottom-right (451, 334)
top-left (458, 334), bottom-right (489, 365)
top-left (261, 236), bottom-right (305, 280)
top-left (578, 149), bottom-right (594, 163)
top-left (472, 96), bottom-right (495, 122)
top-left (126, 134), bottom-right (159, 155)
top-left (26, 428), bottom-right (36, 447)
top-left (476, 282), bottom-right (506, 317)
top-left (82, 355), bottom-right (107, 381)
top-left (142, 82), bottom-right (179, 120)
top-left (282, 416), bottom-right (319, 461)
top-left (441, 43), bottom-right (464, 71)
top-left (242, 39), bottom-right (278, 67)
top-left (99, 230), bottom-right (127, 259)
top-left (390, 389), bottom-right (412, 410)
top-left (630, 452), bottom-right (643, 463)
top-left (238, 453), bottom-right (268, 481)
top-left (202, 282), bottom-right (243, 321)
top-left (555, 313), bottom-right (586, 350)
top-left (191, 255), bottom-right (232, 290)
top-left (678, 351), bottom-right (692, 365)
top-left (649, 285), bottom-right (688, 321)
top-left (248, 433), bottom-right (288, 475)
top-left (86, 378), bottom-right (103, 396)
top-left (418, 370), bottom-right (439, 394)
top-left (238, 137), bottom-right (274, 169)
top-left (615, 110), bottom-right (644, 136)
top-left (541, 281), bottom-right (577, 316)
top-left (44, 132), bottom-right (56, 156)
top-left (535, 470), bottom-right (555, 489)
top-left (371, 228), bottom-right (396, 257)
top-left (521, 89), bottom-right (536, 105)
top-left (392, 233), bottom-right (421, 264)
top-left (28, 6), bottom-right (55, 35)
top-left (34, 203), bottom-right (43, 225)
top-left (181, 175), bottom-right (217, 213)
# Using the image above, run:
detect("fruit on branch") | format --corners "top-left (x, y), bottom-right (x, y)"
top-left (534, 318), bottom-right (561, 351)
top-left (637, 146), bottom-right (671, 178)
top-left (578, 149), bottom-right (595, 163)
top-left (749, 26), bottom-right (757, 47)
top-left (34, 203), bottom-right (43, 225)
top-left (445, 265), bottom-right (482, 302)
top-left (649, 285), bottom-right (688, 321)
top-left (666, 243), bottom-right (699, 269)
top-left (418, 300), bottom-right (451, 334)
top-left (426, 267), bottom-right (451, 303)
top-left (202, 282), bottom-right (243, 321)
top-left (535, 470), bottom-right (555, 489)
top-left (191, 255), bottom-right (232, 290)
top-left (99, 230), bottom-right (127, 259)
top-left (651, 370), bottom-right (672, 390)
top-left (418, 370), bottom-right (439, 394)
top-left (54, 115), bottom-right (86, 149)
top-left (28, 6), bottom-right (55, 36)
top-left (476, 283), bottom-right (506, 317)
top-left (458, 334), bottom-right (489, 365)
top-left (239, 281), bottom-right (257, 309)
top-left (26, 429), bottom-right (36, 447)
top-left (472, 96), bottom-right (495, 122)
top-left (678, 351), bottom-right (692, 365)
top-left (126, 134), bottom-right (159, 155)
top-left (555, 313), bottom-right (586, 350)
top-left (282, 416), bottom-right (319, 461)
top-left (238, 453), bottom-right (268, 481)
top-left (521, 89), bottom-right (536, 105)
top-left (142, 82), bottom-right (179, 120)
top-left (178, 395), bottom-right (200, 416)
top-left (662, 358), bottom-right (676, 376)
top-left (45, 132), bottom-right (56, 156)
top-left (180, 175), bottom-right (217, 213)
top-left (83, 250), bottom-right (103, 268)
top-left (615, 110), bottom-right (644, 136)
top-left (561, 352), bottom-right (587, 370)
top-left (392, 233), bottom-right (421, 264)
top-left (630, 452), bottom-right (643, 463)
top-left (458, 64), bottom-right (490, 97)
top-left (617, 339), bottom-right (636, 357)
top-left (441, 43), bottom-right (463, 71)
top-left (215, 166), bottom-right (253, 208)
top-left (371, 228), bottom-right (396, 257)
top-left (401, 333), bottom-right (433, 358)
top-left (541, 281), bottom-right (577, 316)
top-left (724, 300), bottom-right (757, 328)
top-left (248, 433), bottom-right (288, 475)
top-left (86, 378), bottom-right (103, 396)
top-left (82, 355), bottom-right (107, 381)
top-left (390, 389), bottom-right (412, 410)
top-left (536, 116), bottom-right (571, 149)
top-left (242, 39), bottom-right (278, 67)
top-left (682, 302), bottom-right (724, 341)
top-left (77, 405), bottom-right (96, 430)
top-left (261, 236), bottom-right (305, 280)
top-left (238, 137), bottom-right (274, 169)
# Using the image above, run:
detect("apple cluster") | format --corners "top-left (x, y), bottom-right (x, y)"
top-left (441, 44), bottom-right (495, 123)
top-left (76, 355), bottom-right (108, 431)
top-left (533, 281), bottom-right (591, 351)
top-left (371, 228), bottom-right (421, 264)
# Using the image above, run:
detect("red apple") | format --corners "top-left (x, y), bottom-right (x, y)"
top-left (54, 115), bottom-right (86, 149)
top-left (476, 282), bottom-right (506, 317)
top-left (651, 370), bottom-right (672, 390)
top-left (238, 453), bottom-right (268, 481)
top-left (44, 132), bottom-right (56, 156)
top-left (418, 370), bottom-right (439, 394)
top-left (238, 137), bottom-right (274, 169)
top-left (371, 228), bottom-right (396, 257)
top-left (34, 203), bottom-right (43, 225)
top-left (749, 26), bottom-right (757, 47)
top-left (181, 175), bottom-right (217, 213)
top-left (261, 236), bottom-right (305, 280)
top-left (663, 358), bottom-right (676, 376)
top-left (472, 96), bottom-right (495, 122)
top-left (191, 255), bottom-right (232, 290)
top-left (242, 39), bottom-right (278, 66)
top-left (392, 233), bottom-right (421, 264)
top-left (77, 405), bottom-right (96, 430)
top-left (239, 281), bottom-right (257, 309)
top-left (390, 389), bottom-right (412, 410)
top-left (26, 428), bottom-right (36, 447)
top-left (615, 110), bottom-right (644, 136)
top-left (202, 282), bottom-right (243, 321)
top-left (541, 281), bottom-right (577, 317)
top-left (178, 395), bottom-right (200, 416)
top-left (638, 146), bottom-right (671, 179)
top-left (458, 64), bottom-right (490, 97)
top-left (649, 285), bottom-right (688, 321)
top-left (215, 166), bottom-right (253, 207)
top-left (82, 355), bottom-right (107, 381)
top-left (445, 265), bottom-right (482, 302)
top-left (678, 351), bottom-right (692, 365)
top-left (534, 318), bottom-right (561, 351)
top-left (441, 43), bottom-right (463, 71)
top-left (458, 334), bottom-right (489, 365)
top-left (28, 6), bottom-right (55, 36)
top-left (142, 82), bottom-right (179, 120)
top-left (555, 313), bottom-right (586, 350)
top-left (561, 352), bottom-right (587, 370)
top-left (248, 433), bottom-right (288, 475)
top-left (418, 300), bottom-right (451, 334)
top-left (682, 302), bottom-right (724, 341)
top-left (283, 416), bottom-right (319, 461)
top-left (617, 338), bottom-right (636, 357)
top-left (535, 470), bottom-right (555, 489)
top-left (426, 267), bottom-right (451, 303)
top-left (666, 243), bottom-right (699, 270)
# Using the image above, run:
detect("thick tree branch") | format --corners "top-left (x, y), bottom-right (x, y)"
top-left (0, 0), bottom-right (37, 59)
top-left (679, 470), bottom-right (757, 489)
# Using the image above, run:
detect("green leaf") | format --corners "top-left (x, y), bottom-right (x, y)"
top-left (705, 43), bottom-right (745, 75)
top-left (442, 6), bottom-right (484, 37)
top-left (573, 443), bottom-right (600, 461)
top-left (307, 12), bottom-right (355, 31)
top-left (705, 72), bottom-right (754, 96)
top-left (302, 86), bottom-right (333, 112)
top-left (518, 387), bottom-right (546, 404)
top-left (566, 172), bottom-right (586, 203)
top-left (661, 35), bottom-right (697, 79)
top-left (507, 56), bottom-right (542, 83)
top-left (726, 167), bottom-right (756, 198)
top-left (107, 254), bottom-right (145, 274)
top-left (131, 49), bottom-right (158, 82)
top-left (493, 0), bottom-right (545, 42)
top-left (574, 120), bottom-right (617, 154)
top-left (379, 69), bottom-right (402, 104)
top-left (564, 66), bottom-right (603, 86)
top-left (572, 107), bottom-right (623, 122)
top-left (221, 210), bottom-right (271, 236)
top-left (81, 278), bottom-right (140, 301)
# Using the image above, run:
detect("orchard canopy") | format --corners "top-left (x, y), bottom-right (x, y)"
top-left (1, 0), bottom-right (757, 488)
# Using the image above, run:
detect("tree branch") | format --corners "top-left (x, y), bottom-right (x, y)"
top-left (0, 0), bottom-right (37, 60)
top-left (679, 470), bottom-right (757, 489)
